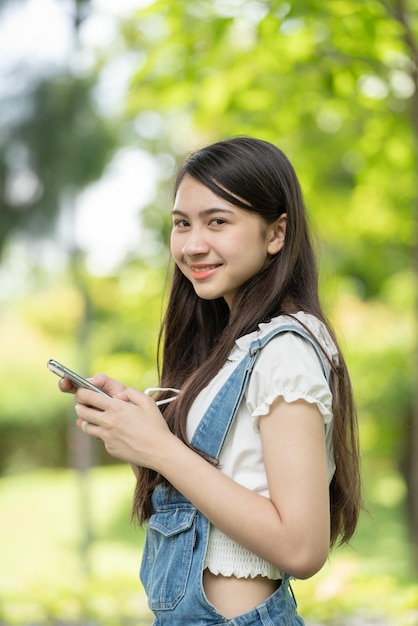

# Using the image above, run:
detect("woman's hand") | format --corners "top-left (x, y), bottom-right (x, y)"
top-left (73, 386), bottom-right (174, 468)
top-left (58, 372), bottom-right (126, 397)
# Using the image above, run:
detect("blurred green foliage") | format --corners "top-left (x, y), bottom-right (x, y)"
top-left (0, 260), bottom-right (166, 471)
top-left (2, 0), bottom-right (416, 493)
top-left (0, 73), bottom-right (117, 250)
top-left (0, 0), bottom-right (417, 621)
top-left (0, 466), bottom-right (150, 625)
top-left (124, 0), bottom-right (416, 300)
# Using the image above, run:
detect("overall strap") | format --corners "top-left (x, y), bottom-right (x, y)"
top-left (252, 323), bottom-right (329, 380)
top-left (190, 323), bottom-right (329, 460)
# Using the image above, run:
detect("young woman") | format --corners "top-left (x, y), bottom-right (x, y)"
top-left (60, 137), bottom-right (361, 625)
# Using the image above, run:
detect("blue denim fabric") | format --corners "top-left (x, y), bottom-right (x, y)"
top-left (140, 324), bottom-right (328, 625)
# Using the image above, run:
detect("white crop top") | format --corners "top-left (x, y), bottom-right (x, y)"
top-left (186, 312), bottom-right (339, 580)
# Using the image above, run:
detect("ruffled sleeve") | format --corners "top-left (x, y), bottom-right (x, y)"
top-left (246, 331), bottom-right (334, 430)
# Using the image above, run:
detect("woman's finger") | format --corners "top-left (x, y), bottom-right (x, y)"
top-left (123, 386), bottom-right (152, 406)
top-left (74, 387), bottom-right (112, 411)
top-left (76, 417), bottom-right (89, 431)
top-left (89, 373), bottom-right (126, 396)
top-left (59, 377), bottom-right (77, 394)
top-left (76, 417), bottom-right (102, 440)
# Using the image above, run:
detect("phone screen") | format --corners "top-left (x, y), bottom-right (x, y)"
top-left (47, 359), bottom-right (111, 397)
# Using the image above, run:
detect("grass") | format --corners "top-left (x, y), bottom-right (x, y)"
top-left (0, 466), bottom-right (148, 625)
top-left (0, 464), bottom-right (417, 625)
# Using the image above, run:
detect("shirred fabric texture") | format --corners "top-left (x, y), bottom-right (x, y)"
top-left (186, 312), bottom-right (338, 580)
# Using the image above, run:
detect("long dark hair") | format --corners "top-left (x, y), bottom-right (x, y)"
top-left (132, 137), bottom-right (361, 548)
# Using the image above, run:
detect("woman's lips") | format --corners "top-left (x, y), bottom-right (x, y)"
top-left (190, 264), bottom-right (221, 280)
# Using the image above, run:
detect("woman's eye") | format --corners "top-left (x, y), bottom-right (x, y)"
top-left (210, 218), bottom-right (226, 226)
top-left (174, 219), bottom-right (189, 228)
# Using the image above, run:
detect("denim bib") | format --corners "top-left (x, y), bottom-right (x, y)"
top-left (140, 324), bottom-right (328, 625)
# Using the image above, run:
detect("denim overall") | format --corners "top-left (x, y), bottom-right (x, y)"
top-left (140, 324), bottom-right (329, 625)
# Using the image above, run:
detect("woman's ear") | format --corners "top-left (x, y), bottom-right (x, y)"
top-left (267, 213), bottom-right (287, 255)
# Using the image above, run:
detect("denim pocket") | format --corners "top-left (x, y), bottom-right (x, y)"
top-left (140, 505), bottom-right (197, 611)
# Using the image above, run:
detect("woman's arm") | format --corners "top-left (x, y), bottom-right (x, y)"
top-left (157, 397), bottom-right (330, 579)
top-left (73, 388), bottom-right (330, 579)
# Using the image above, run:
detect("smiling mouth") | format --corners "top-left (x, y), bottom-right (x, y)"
top-left (191, 265), bottom-right (219, 272)
top-left (190, 264), bottom-right (221, 279)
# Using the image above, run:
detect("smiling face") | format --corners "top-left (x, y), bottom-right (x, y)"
top-left (170, 175), bottom-right (286, 308)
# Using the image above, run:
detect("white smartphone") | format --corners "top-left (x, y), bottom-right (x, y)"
top-left (47, 359), bottom-right (111, 397)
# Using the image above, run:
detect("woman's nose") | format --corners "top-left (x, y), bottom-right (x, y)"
top-left (181, 229), bottom-right (210, 256)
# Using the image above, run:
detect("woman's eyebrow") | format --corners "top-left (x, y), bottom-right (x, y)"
top-left (171, 208), bottom-right (235, 218)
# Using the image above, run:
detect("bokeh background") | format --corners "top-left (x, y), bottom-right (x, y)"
top-left (0, 1), bottom-right (417, 624)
